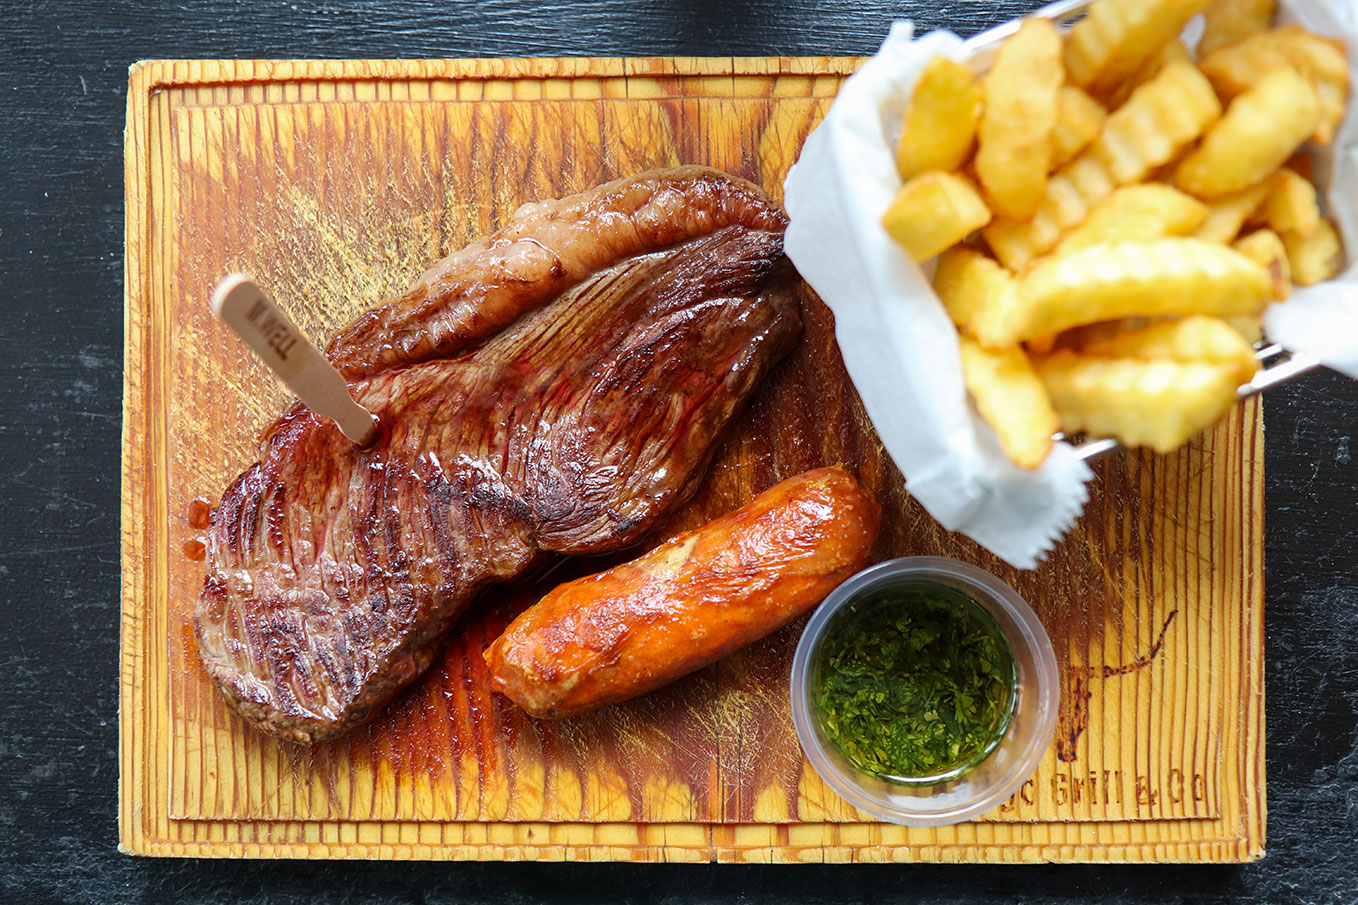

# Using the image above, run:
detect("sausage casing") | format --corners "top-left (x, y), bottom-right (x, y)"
top-left (484, 465), bottom-right (881, 718)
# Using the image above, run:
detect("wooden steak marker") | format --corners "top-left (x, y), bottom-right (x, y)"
top-left (209, 273), bottom-right (380, 447)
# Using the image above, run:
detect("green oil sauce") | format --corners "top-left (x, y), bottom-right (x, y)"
top-left (813, 583), bottom-right (1017, 784)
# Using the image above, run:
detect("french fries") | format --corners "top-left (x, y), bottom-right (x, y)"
top-left (1198, 0), bottom-right (1276, 57)
top-left (1176, 67), bottom-right (1320, 199)
top-left (932, 246), bottom-right (1019, 347)
top-left (1063, 0), bottom-right (1208, 97)
top-left (1233, 228), bottom-right (1292, 300)
top-left (1070, 315), bottom-right (1260, 384)
top-left (876, 0), bottom-right (1351, 464)
top-left (895, 56), bottom-right (982, 180)
top-left (1054, 184), bottom-right (1207, 255)
top-left (882, 171), bottom-right (991, 261)
top-left (983, 61), bottom-right (1220, 269)
top-left (1199, 26), bottom-right (1350, 144)
top-left (1194, 183), bottom-right (1269, 244)
top-left (1283, 219), bottom-right (1345, 286)
top-left (976, 19), bottom-right (1064, 220)
top-left (1008, 239), bottom-right (1272, 344)
top-left (1051, 86), bottom-right (1106, 167)
top-left (1090, 61), bottom-right (1222, 186)
top-left (1036, 353), bottom-right (1242, 454)
top-left (1104, 37), bottom-right (1192, 108)
top-left (1256, 168), bottom-right (1320, 239)
top-left (982, 154), bottom-right (1116, 270)
top-left (958, 338), bottom-right (1057, 470)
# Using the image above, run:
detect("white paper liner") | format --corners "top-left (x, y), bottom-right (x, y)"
top-left (784, 2), bottom-right (1358, 570)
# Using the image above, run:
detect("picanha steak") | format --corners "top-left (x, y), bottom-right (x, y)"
top-left (194, 167), bottom-right (802, 743)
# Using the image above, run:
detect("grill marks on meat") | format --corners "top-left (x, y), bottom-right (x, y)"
top-left (194, 170), bottom-right (800, 743)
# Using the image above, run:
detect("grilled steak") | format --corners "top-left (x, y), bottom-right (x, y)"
top-left (194, 167), bottom-right (801, 743)
top-left (325, 166), bottom-right (790, 379)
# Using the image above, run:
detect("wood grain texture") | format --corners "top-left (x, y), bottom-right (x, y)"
top-left (122, 57), bottom-right (1264, 862)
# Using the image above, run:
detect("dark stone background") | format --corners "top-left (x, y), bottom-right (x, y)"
top-left (1, 1), bottom-right (1354, 901)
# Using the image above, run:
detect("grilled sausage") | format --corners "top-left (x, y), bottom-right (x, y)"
top-left (484, 465), bottom-right (881, 718)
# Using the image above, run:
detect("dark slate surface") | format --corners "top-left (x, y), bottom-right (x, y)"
top-left (2, 1), bottom-right (1355, 901)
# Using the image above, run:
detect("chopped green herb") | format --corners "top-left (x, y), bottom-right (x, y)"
top-left (814, 583), bottom-right (1016, 783)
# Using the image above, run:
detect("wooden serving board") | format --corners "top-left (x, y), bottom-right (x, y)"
top-left (121, 57), bottom-right (1265, 862)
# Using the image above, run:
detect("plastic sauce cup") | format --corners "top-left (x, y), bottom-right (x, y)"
top-left (790, 556), bottom-right (1059, 826)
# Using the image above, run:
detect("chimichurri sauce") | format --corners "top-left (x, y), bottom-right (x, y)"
top-left (813, 583), bottom-right (1017, 784)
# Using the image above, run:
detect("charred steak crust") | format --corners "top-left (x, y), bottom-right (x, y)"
top-left (194, 167), bottom-right (802, 743)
